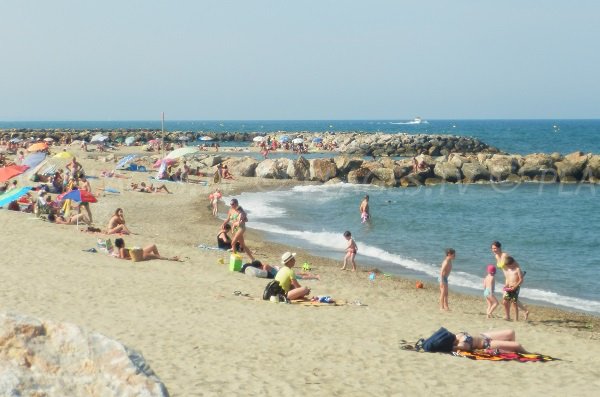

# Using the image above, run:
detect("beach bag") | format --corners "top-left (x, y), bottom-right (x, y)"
top-left (262, 280), bottom-right (287, 302)
top-left (130, 247), bottom-right (143, 262)
top-left (415, 327), bottom-right (455, 353)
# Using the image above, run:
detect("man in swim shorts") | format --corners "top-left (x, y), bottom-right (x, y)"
top-left (439, 248), bottom-right (455, 311)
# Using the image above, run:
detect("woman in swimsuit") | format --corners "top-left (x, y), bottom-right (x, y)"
top-left (222, 199), bottom-right (254, 261)
top-left (454, 329), bottom-right (527, 353)
top-left (107, 208), bottom-right (131, 234)
top-left (114, 238), bottom-right (180, 261)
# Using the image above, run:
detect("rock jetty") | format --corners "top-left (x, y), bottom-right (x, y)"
top-left (0, 312), bottom-right (169, 397)
top-left (210, 151), bottom-right (600, 186)
top-left (0, 129), bottom-right (500, 157)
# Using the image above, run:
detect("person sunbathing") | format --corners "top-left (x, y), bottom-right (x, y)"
top-left (454, 329), bottom-right (527, 353)
top-left (106, 208), bottom-right (131, 234)
top-left (113, 238), bottom-right (180, 261)
top-left (48, 213), bottom-right (90, 225)
top-left (130, 182), bottom-right (171, 194)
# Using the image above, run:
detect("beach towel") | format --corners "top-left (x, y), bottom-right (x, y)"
top-left (197, 244), bottom-right (226, 251)
top-left (290, 299), bottom-right (347, 307)
top-left (453, 350), bottom-right (558, 362)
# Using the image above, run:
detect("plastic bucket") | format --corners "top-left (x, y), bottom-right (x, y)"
top-left (229, 254), bottom-right (242, 271)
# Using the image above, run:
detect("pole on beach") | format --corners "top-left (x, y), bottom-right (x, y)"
top-left (161, 112), bottom-right (165, 157)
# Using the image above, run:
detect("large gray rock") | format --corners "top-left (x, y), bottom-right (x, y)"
top-left (433, 162), bottom-right (463, 182)
top-left (0, 312), bottom-right (169, 397)
top-left (334, 157), bottom-right (363, 174)
top-left (484, 155), bottom-right (518, 180)
top-left (223, 156), bottom-right (258, 177)
top-left (293, 156), bottom-right (310, 180)
top-left (518, 153), bottom-right (556, 180)
top-left (309, 159), bottom-right (337, 182)
top-left (554, 160), bottom-right (583, 181)
top-left (255, 159), bottom-right (290, 179)
top-left (586, 154), bottom-right (600, 182)
top-left (347, 167), bottom-right (375, 184)
top-left (461, 162), bottom-right (490, 182)
top-left (371, 167), bottom-right (397, 187)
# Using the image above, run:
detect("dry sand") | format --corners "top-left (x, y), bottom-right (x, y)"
top-left (1, 145), bottom-right (600, 396)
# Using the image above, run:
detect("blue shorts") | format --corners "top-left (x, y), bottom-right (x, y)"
top-left (439, 276), bottom-right (448, 285)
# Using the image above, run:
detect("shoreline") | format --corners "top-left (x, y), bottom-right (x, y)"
top-left (2, 144), bottom-right (599, 395)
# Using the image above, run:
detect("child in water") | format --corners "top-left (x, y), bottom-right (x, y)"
top-left (483, 264), bottom-right (499, 318)
top-left (341, 231), bottom-right (358, 271)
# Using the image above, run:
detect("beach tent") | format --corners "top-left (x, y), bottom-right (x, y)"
top-left (116, 154), bottom-right (138, 170)
top-left (125, 136), bottom-right (136, 146)
top-left (22, 152), bottom-right (47, 170)
top-left (166, 147), bottom-right (198, 159)
top-left (27, 142), bottom-right (48, 152)
top-left (53, 151), bottom-right (74, 159)
top-left (0, 165), bottom-right (29, 182)
top-left (0, 186), bottom-right (32, 207)
top-left (90, 134), bottom-right (108, 144)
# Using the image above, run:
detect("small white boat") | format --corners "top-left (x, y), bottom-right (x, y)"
top-left (390, 117), bottom-right (428, 125)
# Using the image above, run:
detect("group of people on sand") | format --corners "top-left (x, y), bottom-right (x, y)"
top-left (438, 241), bottom-right (530, 321)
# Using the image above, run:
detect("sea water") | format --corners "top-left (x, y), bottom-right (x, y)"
top-left (229, 182), bottom-right (600, 315)
top-left (2, 119), bottom-right (599, 154)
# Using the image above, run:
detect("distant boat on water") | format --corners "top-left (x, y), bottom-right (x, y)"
top-left (390, 117), bottom-right (428, 125)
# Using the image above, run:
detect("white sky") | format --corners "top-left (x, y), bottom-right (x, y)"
top-left (1, 0), bottom-right (599, 120)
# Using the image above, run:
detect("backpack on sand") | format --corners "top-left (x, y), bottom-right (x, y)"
top-left (415, 327), bottom-right (456, 353)
top-left (262, 280), bottom-right (288, 303)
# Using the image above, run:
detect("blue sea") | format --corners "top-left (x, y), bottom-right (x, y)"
top-left (3, 119), bottom-right (599, 314)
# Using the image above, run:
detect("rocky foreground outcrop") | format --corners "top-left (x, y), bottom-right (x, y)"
top-left (212, 151), bottom-right (600, 186)
top-left (0, 312), bottom-right (169, 396)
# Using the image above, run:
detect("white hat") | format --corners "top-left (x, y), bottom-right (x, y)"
top-left (281, 252), bottom-right (296, 264)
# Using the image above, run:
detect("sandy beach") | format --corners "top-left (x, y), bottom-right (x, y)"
top-left (2, 144), bottom-right (600, 396)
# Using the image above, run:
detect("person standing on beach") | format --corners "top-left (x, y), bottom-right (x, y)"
top-left (501, 256), bottom-right (526, 321)
top-left (483, 264), bottom-right (499, 318)
top-left (439, 248), bottom-right (455, 311)
top-left (222, 198), bottom-right (254, 261)
top-left (491, 241), bottom-right (529, 320)
top-left (359, 195), bottom-right (370, 223)
top-left (341, 231), bottom-right (358, 271)
top-left (208, 188), bottom-right (222, 217)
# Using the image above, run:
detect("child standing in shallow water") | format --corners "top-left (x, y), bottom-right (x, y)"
top-left (341, 231), bottom-right (358, 271)
top-left (483, 264), bottom-right (499, 318)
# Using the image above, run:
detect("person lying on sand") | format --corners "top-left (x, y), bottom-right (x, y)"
top-left (130, 182), bottom-right (171, 194)
top-left (113, 238), bottom-right (181, 262)
top-left (48, 213), bottom-right (91, 225)
top-left (454, 329), bottom-right (527, 353)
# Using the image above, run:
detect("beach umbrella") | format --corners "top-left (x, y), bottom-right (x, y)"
top-left (57, 189), bottom-right (98, 203)
top-left (292, 138), bottom-right (304, 144)
top-left (152, 157), bottom-right (177, 168)
top-left (0, 165), bottom-right (29, 182)
top-left (22, 152), bottom-right (46, 169)
top-left (125, 136), bottom-right (136, 146)
top-left (53, 151), bottom-right (74, 159)
top-left (27, 142), bottom-right (48, 152)
top-left (9, 138), bottom-right (22, 143)
top-left (116, 154), bottom-right (138, 170)
top-left (0, 186), bottom-right (32, 207)
top-left (312, 137), bottom-right (323, 143)
top-left (166, 147), bottom-right (198, 159)
top-left (43, 137), bottom-right (54, 142)
top-left (90, 134), bottom-right (108, 143)
top-left (279, 136), bottom-right (290, 142)
top-left (253, 136), bottom-right (265, 142)
top-left (200, 136), bottom-right (214, 141)
top-left (178, 136), bottom-right (190, 141)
